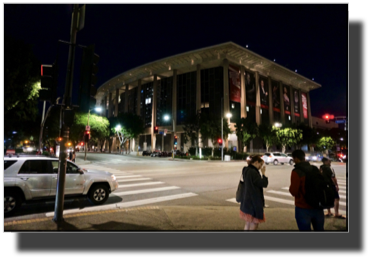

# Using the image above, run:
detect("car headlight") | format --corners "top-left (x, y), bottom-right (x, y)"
top-left (111, 175), bottom-right (117, 181)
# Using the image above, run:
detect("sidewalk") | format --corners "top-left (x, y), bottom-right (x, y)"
top-left (4, 205), bottom-right (347, 231)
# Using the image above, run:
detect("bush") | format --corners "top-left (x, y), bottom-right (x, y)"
top-left (42, 151), bottom-right (50, 156)
top-left (202, 147), bottom-right (213, 156)
top-left (15, 148), bottom-right (23, 153)
top-left (188, 147), bottom-right (196, 156)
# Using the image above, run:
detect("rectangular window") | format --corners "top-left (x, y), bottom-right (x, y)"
top-left (18, 160), bottom-right (50, 174)
top-left (145, 98), bottom-right (151, 104)
top-left (246, 106), bottom-right (249, 112)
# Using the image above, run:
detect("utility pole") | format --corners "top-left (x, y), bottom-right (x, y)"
top-left (53, 4), bottom-right (82, 226)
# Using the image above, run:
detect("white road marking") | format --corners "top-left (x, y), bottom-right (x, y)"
top-left (226, 198), bottom-right (238, 204)
top-left (267, 190), bottom-right (292, 196)
top-left (45, 192), bottom-right (198, 217)
top-left (116, 175), bottom-right (142, 178)
top-left (117, 182), bottom-right (165, 188)
top-left (117, 178), bottom-right (152, 182)
top-left (112, 186), bottom-right (180, 196)
top-left (261, 196), bottom-right (295, 205)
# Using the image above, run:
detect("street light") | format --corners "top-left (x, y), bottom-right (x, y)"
top-left (163, 114), bottom-right (176, 158)
top-left (220, 97), bottom-right (232, 162)
top-left (84, 106), bottom-right (102, 160)
top-left (274, 122), bottom-right (282, 128)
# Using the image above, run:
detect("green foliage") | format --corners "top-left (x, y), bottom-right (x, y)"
top-left (188, 147), bottom-right (196, 155)
top-left (182, 113), bottom-right (201, 153)
top-left (257, 124), bottom-right (278, 152)
top-left (316, 136), bottom-right (335, 151)
top-left (234, 117), bottom-right (257, 153)
top-left (274, 127), bottom-right (303, 153)
top-left (201, 147), bottom-right (213, 156)
top-left (296, 124), bottom-right (319, 148)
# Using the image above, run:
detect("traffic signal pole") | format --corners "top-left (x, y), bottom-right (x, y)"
top-left (53, 4), bottom-right (80, 225)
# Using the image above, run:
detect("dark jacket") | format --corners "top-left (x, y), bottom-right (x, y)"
top-left (289, 161), bottom-right (314, 209)
top-left (240, 165), bottom-right (268, 220)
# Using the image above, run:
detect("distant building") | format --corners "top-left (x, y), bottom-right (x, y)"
top-left (312, 116), bottom-right (339, 131)
top-left (95, 42), bottom-right (321, 152)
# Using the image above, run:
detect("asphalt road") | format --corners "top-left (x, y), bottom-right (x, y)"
top-left (5, 152), bottom-right (348, 221)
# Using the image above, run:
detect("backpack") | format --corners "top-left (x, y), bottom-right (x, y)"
top-left (297, 165), bottom-right (335, 209)
top-left (236, 167), bottom-right (246, 203)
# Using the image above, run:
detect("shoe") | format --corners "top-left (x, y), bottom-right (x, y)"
top-left (334, 215), bottom-right (346, 219)
top-left (325, 213), bottom-right (334, 217)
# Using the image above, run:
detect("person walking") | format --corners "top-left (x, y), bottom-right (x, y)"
top-left (289, 149), bottom-right (325, 231)
top-left (68, 150), bottom-right (73, 161)
top-left (320, 157), bottom-right (345, 219)
top-left (239, 155), bottom-right (269, 230)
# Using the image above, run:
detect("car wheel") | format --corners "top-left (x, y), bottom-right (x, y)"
top-left (4, 190), bottom-right (22, 217)
top-left (88, 184), bottom-right (109, 205)
top-left (289, 160), bottom-right (294, 165)
top-left (273, 159), bottom-right (279, 165)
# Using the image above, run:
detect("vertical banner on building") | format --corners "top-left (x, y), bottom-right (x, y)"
top-left (272, 80), bottom-right (280, 112)
top-left (302, 92), bottom-right (308, 119)
top-left (245, 71), bottom-right (255, 105)
top-left (228, 65), bottom-right (241, 102)
top-left (283, 85), bottom-right (291, 114)
top-left (258, 76), bottom-right (269, 108)
top-left (294, 89), bottom-right (300, 116)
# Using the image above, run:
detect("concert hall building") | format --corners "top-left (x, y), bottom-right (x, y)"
top-left (95, 42), bottom-right (321, 153)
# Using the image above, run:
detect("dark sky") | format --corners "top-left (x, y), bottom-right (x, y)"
top-left (4, 3), bottom-right (348, 118)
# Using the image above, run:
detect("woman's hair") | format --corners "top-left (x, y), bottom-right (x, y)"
top-left (246, 155), bottom-right (263, 166)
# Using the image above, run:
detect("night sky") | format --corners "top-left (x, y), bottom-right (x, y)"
top-left (4, 3), bottom-right (348, 118)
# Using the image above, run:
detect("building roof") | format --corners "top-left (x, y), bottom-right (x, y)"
top-left (96, 41), bottom-right (321, 100)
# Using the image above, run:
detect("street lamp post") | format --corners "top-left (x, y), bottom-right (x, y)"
top-left (84, 107), bottom-right (101, 160)
top-left (163, 115), bottom-right (176, 159)
top-left (221, 97), bottom-right (232, 162)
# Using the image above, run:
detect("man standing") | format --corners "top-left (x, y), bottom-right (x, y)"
top-left (289, 149), bottom-right (324, 231)
top-left (320, 157), bottom-right (346, 219)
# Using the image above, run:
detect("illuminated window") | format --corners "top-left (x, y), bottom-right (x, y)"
top-left (260, 109), bottom-right (262, 114)
top-left (145, 98), bottom-right (151, 104)
top-left (246, 106), bottom-right (249, 112)
top-left (231, 103), bottom-right (235, 109)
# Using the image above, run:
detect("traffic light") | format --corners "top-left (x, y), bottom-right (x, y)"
top-left (84, 130), bottom-right (90, 142)
top-left (218, 138), bottom-right (223, 148)
top-left (174, 135), bottom-right (178, 145)
top-left (57, 137), bottom-right (63, 142)
top-left (154, 126), bottom-right (158, 134)
top-left (80, 142), bottom-right (84, 146)
top-left (79, 45), bottom-right (99, 112)
top-left (40, 63), bottom-right (58, 103)
top-left (323, 114), bottom-right (335, 124)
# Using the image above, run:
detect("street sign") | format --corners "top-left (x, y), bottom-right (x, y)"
top-left (335, 120), bottom-right (346, 124)
top-left (86, 125), bottom-right (90, 130)
top-left (159, 131), bottom-right (164, 135)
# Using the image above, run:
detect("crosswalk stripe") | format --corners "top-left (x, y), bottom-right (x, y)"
top-left (267, 190), bottom-right (292, 197)
top-left (116, 175), bottom-right (142, 178)
top-left (45, 192), bottom-right (198, 217)
top-left (262, 196), bottom-right (295, 205)
top-left (282, 187), bottom-right (289, 190)
top-left (226, 198), bottom-right (238, 204)
top-left (112, 186), bottom-right (180, 196)
top-left (118, 178), bottom-right (152, 182)
top-left (116, 193), bottom-right (198, 209)
top-left (117, 182), bottom-right (165, 188)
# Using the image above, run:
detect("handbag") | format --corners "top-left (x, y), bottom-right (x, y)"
top-left (236, 168), bottom-right (245, 203)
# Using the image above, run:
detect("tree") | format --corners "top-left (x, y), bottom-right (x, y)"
top-left (199, 112), bottom-right (220, 156)
top-left (182, 112), bottom-right (202, 156)
top-left (274, 127), bottom-right (303, 153)
top-left (296, 124), bottom-right (319, 150)
top-left (234, 117), bottom-right (257, 153)
top-left (257, 124), bottom-right (278, 152)
top-left (71, 112), bottom-right (110, 150)
top-left (316, 136), bottom-right (335, 152)
top-left (4, 35), bottom-right (41, 145)
top-left (109, 113), bottom-right (145, 153)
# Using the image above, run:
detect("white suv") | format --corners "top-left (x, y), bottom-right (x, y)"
top-left (262, 152), bottom-right (294, 165)
top-left (4, 156), bottom-right (118, 217)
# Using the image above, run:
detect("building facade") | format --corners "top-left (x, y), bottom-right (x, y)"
top-left (95, 42), bottom-right (321, 152)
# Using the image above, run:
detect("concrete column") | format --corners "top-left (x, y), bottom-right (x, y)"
top-left (151, 74), bottom-right (158, 151)
top-left (137, 80), bottom-right (141, 116)
top-left (196, 64), bottom-right (201, 113)
top-left (240, 66), bottom-right (247, 118)
top-left (108, 92), bottom-right (113, 118)
top-left (124, 85), bottom-right (129, 113)
top-left (279, 82), bottom-right (285, 124)
top-left (255, 71), bottom-right (261, 125)
top-left (172, 69), bottom-right (178, 151)
top-left (102, 98), bottom-right (106, 117)
top-left (307, 92), bottom-right (312, 128)
top-left (223, 59), bottom-right (230, 150)
top-left (290, 86), bottom-right (295, 123)
top-left (299, 90), bottom-right (305, 123)
top-left (268, 77), bottom-right (273, 125)
top-left (115, 89), bottom-right (119, 117)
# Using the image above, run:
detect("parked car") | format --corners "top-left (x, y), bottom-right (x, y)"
top-left (150, 151), bottom-right (160, 157)
top-left (305, 153), bottom-right (323, 162)
top-left (262, 152), bottom-right (294, 165)
top-left (175, 150), bottom-right (186, 157)
top-left (142, 151), bottom-right (151, 156)
top-left (4, 156), bottom-right (118, 217)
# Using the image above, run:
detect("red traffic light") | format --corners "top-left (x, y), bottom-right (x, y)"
top-left (218, 138), bottom-right (222, 144)
top-left (86, 131), bottom-right (90, 134)
top-left (174, 135), bottom-right (178, 139)
top-left (80, 142), bottom-right (84, 146)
